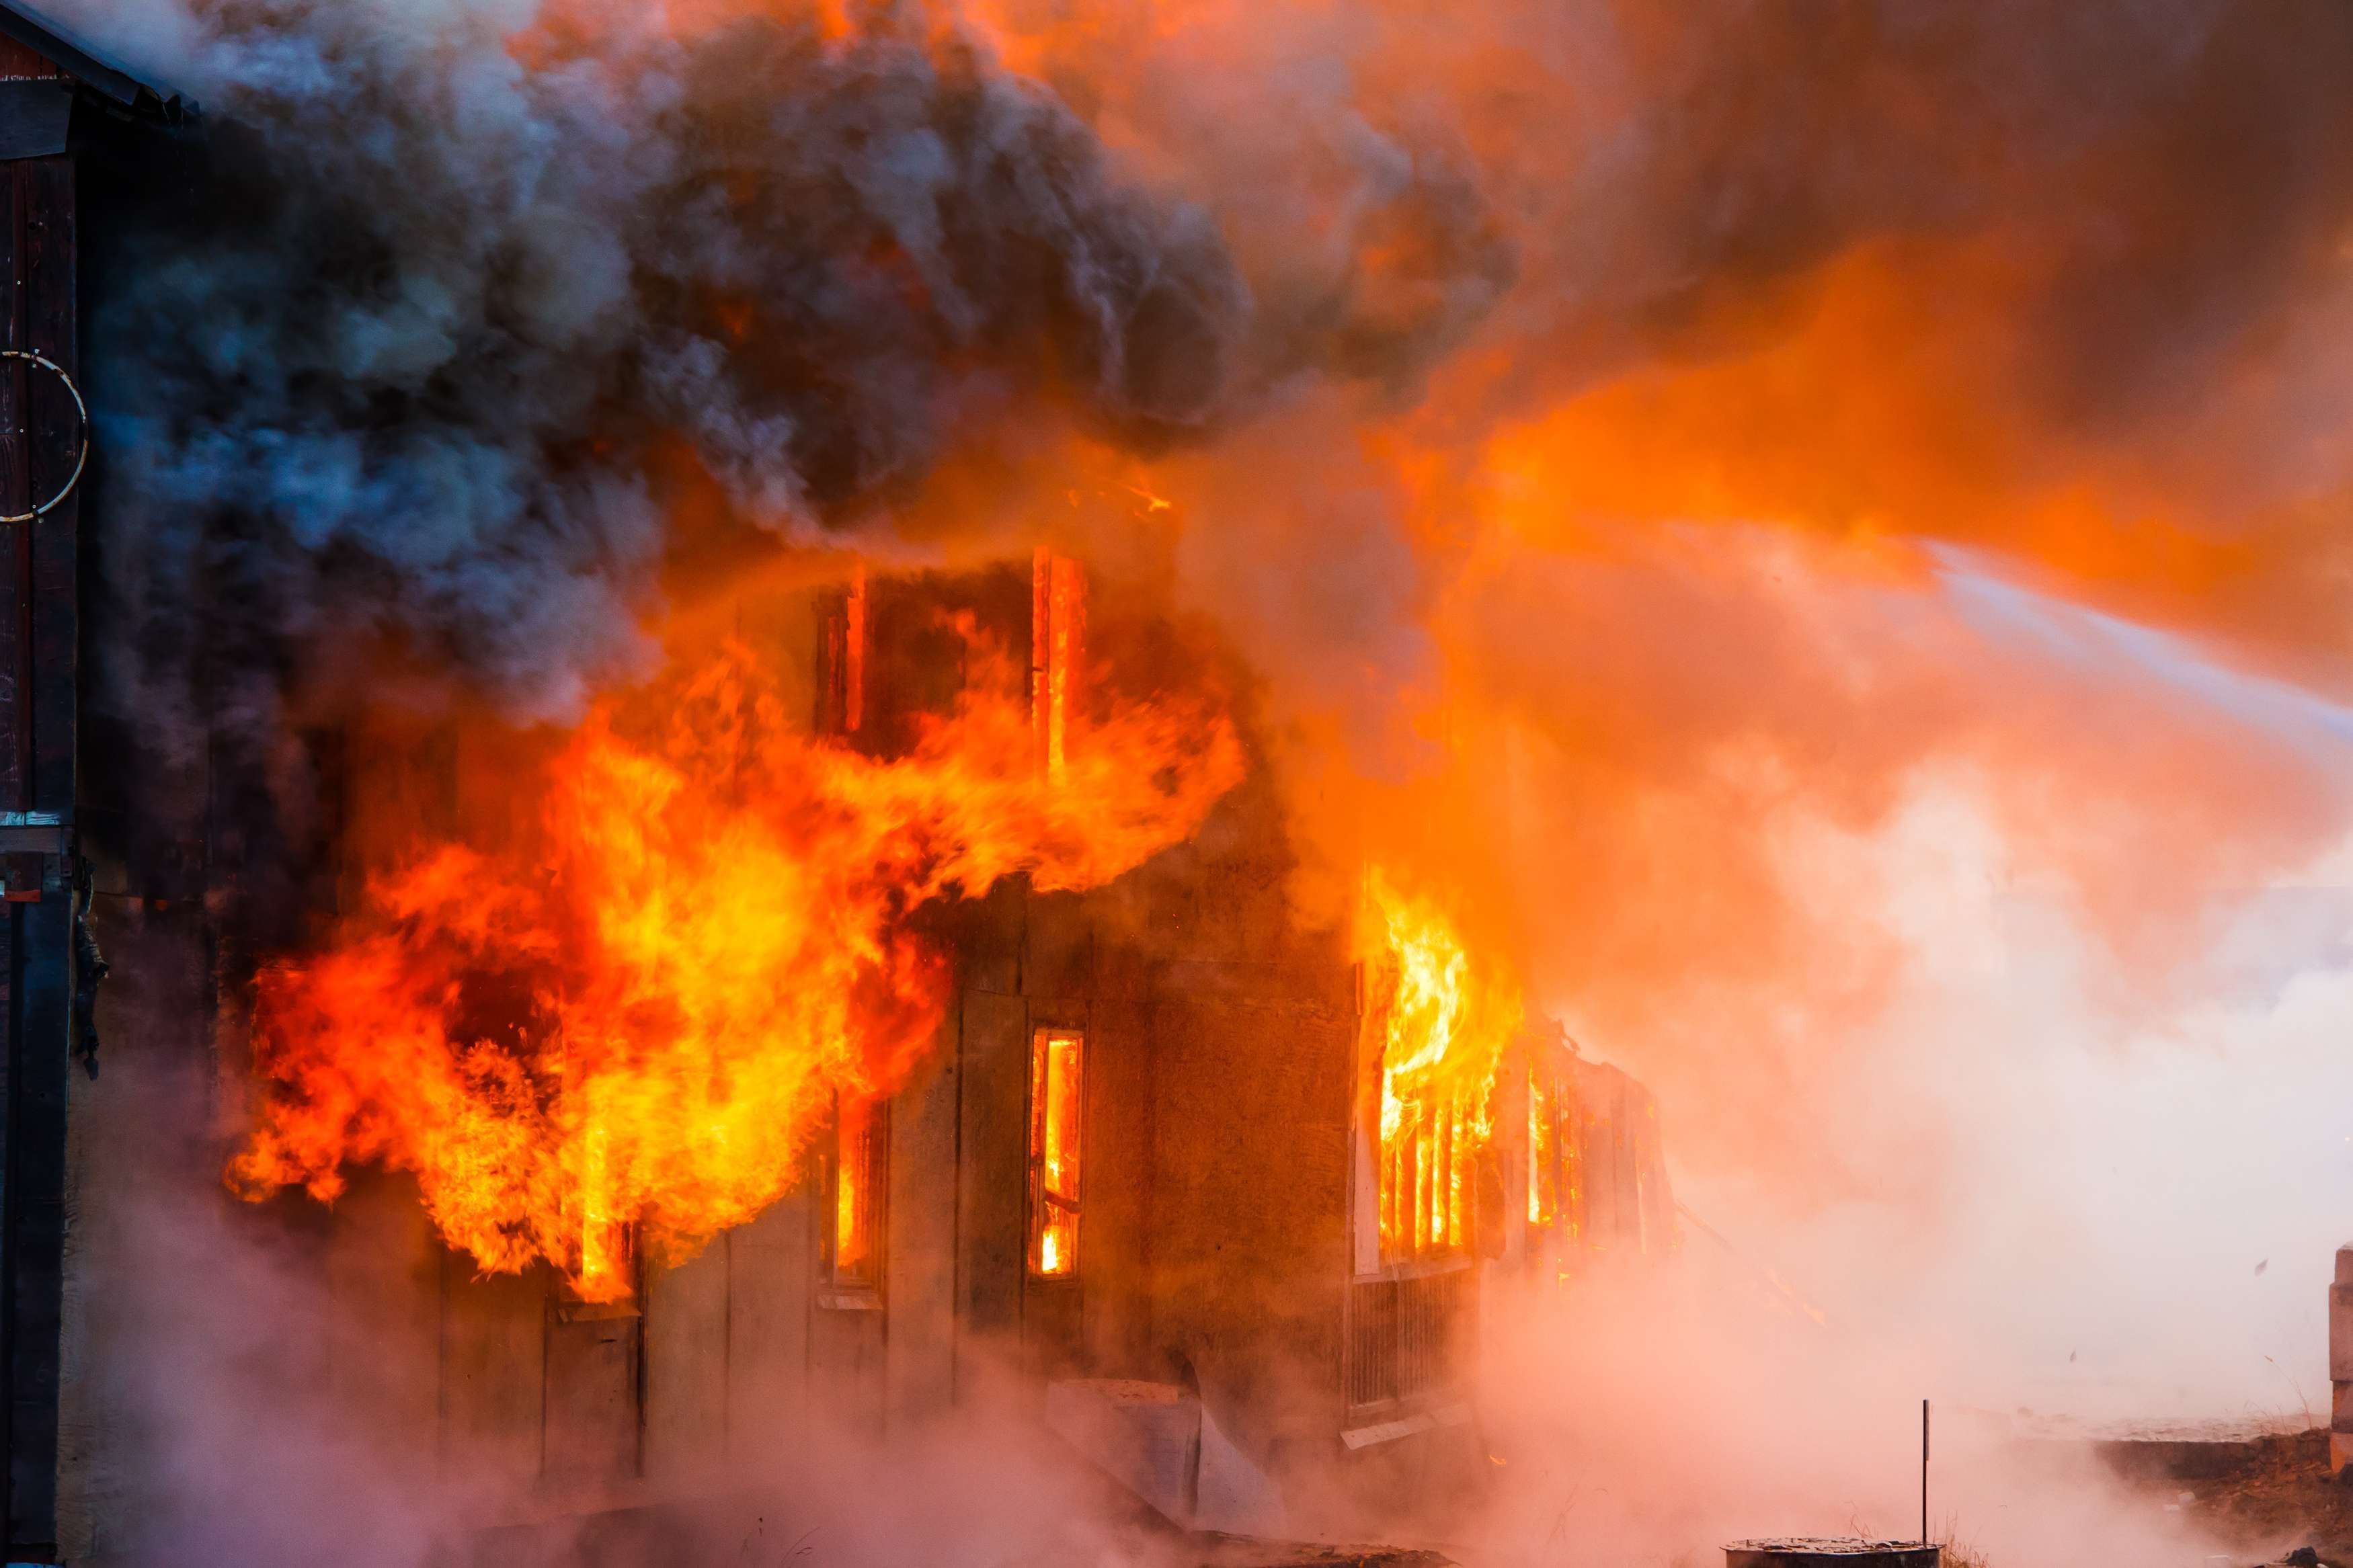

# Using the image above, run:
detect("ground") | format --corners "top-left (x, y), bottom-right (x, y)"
top-left (2103, 1429), bottom-right (2353, 1567)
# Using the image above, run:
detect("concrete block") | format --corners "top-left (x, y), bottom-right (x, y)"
top-left (2334, 1428), bottom-right (2353, 1481)
top-left (1046, 1378), bottom-right (1199, 1527)
top-left (2334, 1379), bottom-right (2353, 1432)
top-left (2331, 1285), bottom-right (2353, 1383)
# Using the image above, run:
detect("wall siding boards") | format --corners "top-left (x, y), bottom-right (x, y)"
top-left (438, 1263), bottom-right (549, 1495)
top-left (955, 986), bottom-right (1027, 1395)
top-left (725, 1193), bottom-right (811, 1462)
top-left (644, 1243), bottom-right (731, 1481)
top-left (886, 1016), bottom-right (959, 1426)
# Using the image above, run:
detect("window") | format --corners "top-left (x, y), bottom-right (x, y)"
top-left (825, 1091), bottom-right (886, 1291)
top-left (1027, 1027), bottom-right (1083, 1277)
top-left (1031, 549), bottom-right (1084, 782)
top-left (1523, 1052), bottom-right (1589, 1267)
top-left (1380, 1084), bottom-right (1479, 1262)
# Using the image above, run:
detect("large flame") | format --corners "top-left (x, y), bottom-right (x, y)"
top-left (1363, 870), bottom-right (1521, 1260)
top-left (229, 626), bottom-right (1243, 1300)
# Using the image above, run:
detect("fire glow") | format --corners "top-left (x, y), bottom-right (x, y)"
top-left (228, 627), bottom-right (1244, 1301)
top-left (1365, 871), bottom-right (1521, 1262)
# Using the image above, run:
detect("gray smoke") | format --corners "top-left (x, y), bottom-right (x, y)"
top-left (88, 2), bottom-right (1248, 723)
top-left (46, 0), bottom-right (1521, 936)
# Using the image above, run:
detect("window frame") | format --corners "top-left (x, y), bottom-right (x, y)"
top-left (817, 1089), bottom-right (889, 1311)
top-left (1025, 1024), bottom-right (1084, 1280)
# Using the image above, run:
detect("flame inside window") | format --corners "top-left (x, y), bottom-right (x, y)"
top-left (1029, 1027), bottom-right (1082, 1277)
top-left (1032, 549), bottom-right (1085, 783)
top-left (832, 1093), bottom-right (883, 1286)
top-left (1365, 872), bottom-right (1517, 1265)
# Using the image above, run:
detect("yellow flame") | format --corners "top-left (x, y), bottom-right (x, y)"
top-left (1363, 870), bottom-right (1521, 1260)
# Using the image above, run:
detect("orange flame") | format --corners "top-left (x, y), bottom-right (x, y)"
top-left (228, 626), bottom-right (1243, 1299)
top-left (1363, 870), bottom-right (1521, 1260)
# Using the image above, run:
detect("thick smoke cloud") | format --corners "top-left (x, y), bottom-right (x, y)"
top-left (86, 0), bottom-right (1254, 725)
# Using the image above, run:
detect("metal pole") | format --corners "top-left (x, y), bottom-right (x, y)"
top-left (1921, 1398), bottom-right (1930, 1546)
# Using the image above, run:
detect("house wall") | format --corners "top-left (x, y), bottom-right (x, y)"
top-left (56, 546), bottom-right (1667, 1553)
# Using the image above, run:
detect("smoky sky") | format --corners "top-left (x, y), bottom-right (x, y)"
top-left (88, 5), bottom-right (1245, 728)
top-left (48, 0), bottom-right (1511, 939)
top-left (67, 0), bottom-right (2353, 741)
top-left (52, 0), bottom-right (2353, 929)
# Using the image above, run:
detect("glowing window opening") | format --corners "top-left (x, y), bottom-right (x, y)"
top-left (830, 1091), bottom-right (885, 1288)
top-left (1027, 1027), bottom-right (1083, 1278)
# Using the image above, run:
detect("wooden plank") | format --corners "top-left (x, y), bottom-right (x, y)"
top-left (1023, 889), bottom-right (1091, 999)
top-left (543, 1308), bottom-right (641, 1489)
top-left (323, 1171), bottom-right (441, 1487)
top-left (962, 878), bottom-right (1023, 995)
top-left (1147, 987), bottom-right (1355, 1446)
top-left (642, 1239), bottom-right (729, 1481)
top-left (885, 1014), bottom-right (958, 1426)
top-left (1079, 996), bottom-right (1152, 1379)
top-left (723, 1190), bottom-right (809, 1462)
top-left (806, 1296), bottom-right (883, 1437)
top-left (955, 987), bottom-right (1027, 1388)
top-left (438, 1259), bottom-right (547, 1495)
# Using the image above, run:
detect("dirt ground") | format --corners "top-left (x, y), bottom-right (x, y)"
top-left (2100, 1429), bottom-right (2353, 1566)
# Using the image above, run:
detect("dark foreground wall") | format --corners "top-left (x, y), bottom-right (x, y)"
top-left (0, 30), bottom-right (82, 1559)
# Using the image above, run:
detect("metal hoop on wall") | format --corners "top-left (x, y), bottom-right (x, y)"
top-left (0, 349), bottom-right (87, 524)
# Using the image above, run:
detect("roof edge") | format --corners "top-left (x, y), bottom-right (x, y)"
top-left (0, 2), bottom-right (189, 123)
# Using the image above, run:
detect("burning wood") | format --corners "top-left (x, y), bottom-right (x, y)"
top-left (227, 632), bottom-right (1242, 1299)
top-left (1361, 872), bottom-right (1519, 1264)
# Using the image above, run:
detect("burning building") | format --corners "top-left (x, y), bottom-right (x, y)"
top-left (0, 4), bottom-right (1693, 1561)
top-left (24, 540), bottom-right (1678, 1558)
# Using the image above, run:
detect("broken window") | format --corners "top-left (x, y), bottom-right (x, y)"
top-left (825, 1091), bottom-right (886, 1290)
top-left (1027, 1026), bottom-right (1083, 1278)
top-left (1380, 1086), bottom-right (1480, 1263)
top-left (1523, 1053), bottom-right (1589, 1269)
top-left (1031, 549), bottom-right (1084, 782)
